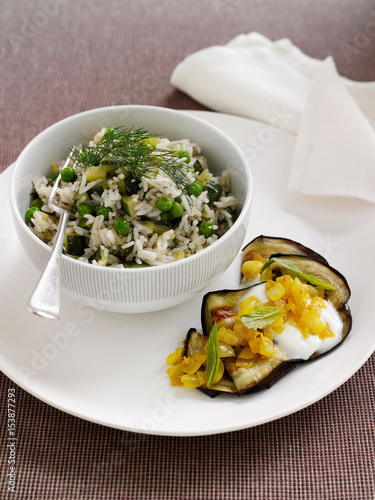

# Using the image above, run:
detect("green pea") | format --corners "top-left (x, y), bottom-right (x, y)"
top-left (177, 150), bottom-right (191, 163)
top-left (113, 217), bottom-right (130, 236)
top-left (174, 195), bottom-right (182, 203)
top-left (97, 205), bottom-right (112, 220)
top-left (30, 198), bottom-right (43, 209)
top-left (77, 202), bottom-right (93, 218)
top-left (156, 196), bottom-right (173, 212)
top-left (25, 207), bottom-right (40, 223)
top-left (169, 201), bottom-right (184, 218)
top-left (187, 182), bottom-right (203, 197)
top-left (48, 171), bottom-right (59, 182)
top-left (199, 221), bottom-right (214, 238)
top-left (61, 167), bottom-right (76, 182)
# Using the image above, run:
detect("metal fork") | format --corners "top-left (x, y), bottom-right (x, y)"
top-left (27, 150), bottom-right (76, 320)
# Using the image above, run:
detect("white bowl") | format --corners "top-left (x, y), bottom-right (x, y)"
top-left (10, 106), bottom-right (252, 313)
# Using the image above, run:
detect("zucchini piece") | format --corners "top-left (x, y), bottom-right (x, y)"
top-left (121, 195), bottom-right (138, 216)
top-left (145, 170), bottom-right (158, 189)
top-left (168, 143), bottom-right (182, 152)
top-left (204, 181), bottom-right (223, 202)
top-left (87, 181), bottom-right (108, 198)
top-left (63, 234), bottom-right (89, 256)
top-left (143, 220), bottom-right (170, 234)
top-left (119, 243), bottom-right (135, 258)
top-left (170, 216), bottom-right (182, 229)
top-left (118, 179), bottom-right (126, 195)
top-left (194, 160), bottom-right (204, 174)
top-left (40, 230), bottom-right (55, 241)
top-left (50, 162), bottom-right (60, 173)
top-left (32, 211), bottom-right (51, 223)
top-left (141, 137), bottom-right (160, 148)
top-left (118, 171), bottom-right (147, 195)
top-left (77, 217), bottom-right (93, 229)
top-left (124, 173), bottom-right (140, 195)
top-left (196, 170), bottom-right (212, 186)
top-left (85, 164), bottom-right (118, 182)
top-left (73, 191), bottom-right (90, 203)
top-left (123, 260), bottom-right (150, 268)
top-left (29, 189), bottom-right (39, 202)
top-left (89, 247), bottom-right (108, 265)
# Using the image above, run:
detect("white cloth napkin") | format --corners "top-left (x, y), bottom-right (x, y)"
top-left (171, 33), bottom-right (375, 203)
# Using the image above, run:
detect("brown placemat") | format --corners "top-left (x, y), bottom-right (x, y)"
top-left (1, 1), bottom-right (375, 499)
top-left (1, 359), bottom-right (374, 500)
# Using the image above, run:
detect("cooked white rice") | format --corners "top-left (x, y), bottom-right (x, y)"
top-left (27, 128), bottom-right (238, 267)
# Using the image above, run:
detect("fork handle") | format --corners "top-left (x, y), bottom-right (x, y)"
top-left (27, 210), bottom-right (70, 320)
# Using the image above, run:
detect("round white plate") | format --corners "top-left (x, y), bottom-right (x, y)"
top-left (1, 111), bottom-right (374, 436)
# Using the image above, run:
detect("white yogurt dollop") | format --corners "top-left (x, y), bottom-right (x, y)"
top-left (238, 282), bottom-right (343, 360)
top-left (236, 282), bottom-right (269, 307)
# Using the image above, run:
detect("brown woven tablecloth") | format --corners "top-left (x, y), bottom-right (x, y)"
top-left (1, 1), bottom-right (374, 499)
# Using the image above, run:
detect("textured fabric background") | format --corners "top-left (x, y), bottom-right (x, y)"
top-left (1, 1), bottom-right (374, 499)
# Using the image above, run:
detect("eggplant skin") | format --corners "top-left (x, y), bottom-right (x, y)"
top-left (198, 387), bottom-right (222, 398)
top-left (198, 377), bottom-right (238, 398)
top-left (242, 235), bottom-right (328, 267)
top-left (201, 287), bottom-right (250, 337)
top-left (184, 328), bottom-right (203, 358)
top-left (237, 360), bottom-right (296, 395)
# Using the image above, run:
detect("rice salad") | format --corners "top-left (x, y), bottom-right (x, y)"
top-left (26, 126), bottom-right (238, 268)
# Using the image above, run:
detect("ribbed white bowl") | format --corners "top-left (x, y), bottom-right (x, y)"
top-left (10, 106), bottom-right (252, 313)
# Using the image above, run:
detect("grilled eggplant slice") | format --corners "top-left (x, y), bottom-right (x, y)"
top-left (223, 346), bottom-right (295, 395)
top-left (241, 235), bottom-right (328, 267)
top-left (199, 247), bottom-right (351, 396)
top-left (166, 236), bottom-right (352, 397)
top-left (201, 288), bottom-right (249, 336)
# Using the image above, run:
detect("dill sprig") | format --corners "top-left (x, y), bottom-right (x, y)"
top-left (70, 126), bottom-right (193, 200)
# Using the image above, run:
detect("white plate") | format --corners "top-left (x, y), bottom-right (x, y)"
top-left (1, 111), bottom-right (374, 436)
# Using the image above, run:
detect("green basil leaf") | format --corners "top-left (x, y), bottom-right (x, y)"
top-left (241, 306), bottom-right (283, 330)
top-left (205, 322), bottom-right (220, 388)
top-left (260, 257), bottom-right (335, 291)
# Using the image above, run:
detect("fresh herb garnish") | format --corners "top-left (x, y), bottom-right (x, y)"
top-left (70, 126), bottom-right (193, 201)
top-left (205, 322), bottom-right (220, 388)
top-left (241, 306), bottom-right (283, 330)
top-left (260, 257), bottom-right (336, 291)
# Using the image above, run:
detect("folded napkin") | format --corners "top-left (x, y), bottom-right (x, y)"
top-left (171, 33), bottom-right (375, 203)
